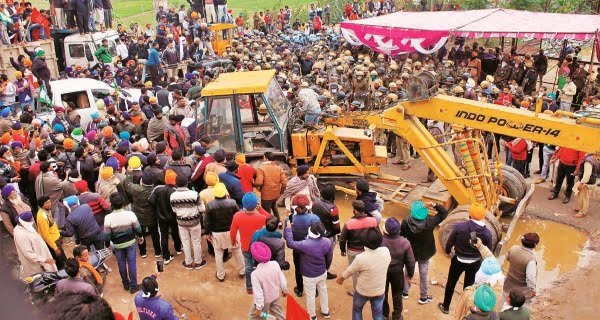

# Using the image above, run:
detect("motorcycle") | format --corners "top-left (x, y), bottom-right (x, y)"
top-left (23, 247), bottom-right (112, 305)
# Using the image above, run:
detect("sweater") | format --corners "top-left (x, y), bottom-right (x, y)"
top-left (255, 161), bottom-right (287, 201)
top-left (230, 211), bottom-right (267, 252)
top-left (289, 212), bottom-right (320, 241)
top-left (134, 293), bottom-right (178, 320)
top-left (400, 204), bottom-right (448, 261)
top-left (554, 147), bottom-right (585, 168)
top-left (284, 227), bottom-right (333, 277)
top-left (445, 220), bottom-right (493, 261)
top-left (500, 307), bottom-right (530, 320)
top-left (342, 246), bottom-right (391, 297)
top-left (170, 188), bottom-right (205, 227)
top-left (251, 261), bottom-right (287, 309)
top-left (505, 138), bottom-right (528, 161)
top-left (103, 209), bottom-right (143, 249)
top-left (36, 208), bottom-right (61, 251)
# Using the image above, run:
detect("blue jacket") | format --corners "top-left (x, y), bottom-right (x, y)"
top-left (284, 227), bottom-right (333, 278)
top-left (147, 48), bottom-right (161, 66)
top-left (63, 204), bottom-right (102, 242)
top-left (289, 211), bottom-right (320, 241)
top-left (218, 171), bottom-right (244, 205)
top-left (445, 219), bottom-right (493, 260)
top-left (134, 292), bottom-right (178, 320)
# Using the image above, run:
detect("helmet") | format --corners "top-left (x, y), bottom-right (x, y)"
top-left (388, 82), bottom-right (397, 89)
top-left (356, 71), bottom-right (364, 77)
top-left (453, 86), bottom-right (464, 94)
top-left (387, 93), bottom-right (399, 102)
top-left (370, 70), bottom-right (377, 76)
top-left (401, 72), bottom-right (410, 78)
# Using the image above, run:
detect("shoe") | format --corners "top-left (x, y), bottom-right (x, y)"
top-left (239, 273), bottom-right (246, 278)
top-left (401, 164), bottom-right (411, 171)
top-left (129, 285), bottom-right (140, 294)
top-left (123, 284), bottom-right (129, 291)
top-left (533, 170), bottom-right (541, 174)
top-left (322, 312), bottom-right (331, 319)
top-left (418, 296), bottom-right (433, 304)
top-left (194, 260), bottom-right (207, 269)
top-left (547, 194), bottom-right (558, 200)
top-left (311, 317), bottom-right (317, 320)
top-left (246, 288), bottom-right (253, 294)
top-left (346, 289), bottom-right (354, 296)
top-left (141, 254), bottom-right (147, 258)
top-left (154, 254), bottom-right (162, 258)
top-left (437, 303), bottom-right (449, 314)
top-left (216, 274), bottom-right (225, 282)
top-left (326, 272), bottom-right (337, 280)
top-left (535, 178), bottom-right (545, 184)
top-left (562, 197), bottom-right (570, 204)
top-left (402, 292), bottom-right (408, 299)
top-left (294, 287), bottom-right (303, 297)
top-left (574, 213), bottom-right (587, 218)
top-left (181, 261), bottom-right (194, 270)
top-left (176, 250), bottom-right (182, 255)
top-left (163, 255), bottom-right (175, 265)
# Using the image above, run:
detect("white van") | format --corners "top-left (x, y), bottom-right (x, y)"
top-left (37, 78), bottom-right (139, 127)
top-left (62, 31), bottom-right (120, 70)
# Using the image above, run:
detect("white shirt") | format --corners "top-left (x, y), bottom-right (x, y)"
top-left (116, 43), bottom-right (129, 60)
top-left (1, 82), bottom-right (16, 103)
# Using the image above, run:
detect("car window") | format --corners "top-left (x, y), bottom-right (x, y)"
top-left (86, 44), bottom-right (94, 62)
top-left (61, 91), bottom-right (90, 109)
top-left (92, 89), bottom-right (111, 102)
top-left (69, 44), bottom-right (85, 58)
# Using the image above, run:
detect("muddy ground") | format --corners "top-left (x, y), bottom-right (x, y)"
top-left (88, 151), bottom-right (598, 320)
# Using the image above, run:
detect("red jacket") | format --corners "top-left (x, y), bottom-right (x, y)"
top-left (230, 211), bottom-right (267, 252)
top-left (505, 138), bottom-right (528, 161)
top-left (237, 163), bottom-right (256, 193)
top-left (190, 155), bottom-right (214, 183)
top-left (555, 147), bottom-right (585, 168)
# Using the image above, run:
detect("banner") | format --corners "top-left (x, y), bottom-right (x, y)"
top-left (286, 294), bottom-right (310, 320)
top-left (30, 8), bottom-right (50, 41)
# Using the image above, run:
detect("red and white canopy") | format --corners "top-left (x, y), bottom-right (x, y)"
top-left (339, 9), bottom-right (600, 55)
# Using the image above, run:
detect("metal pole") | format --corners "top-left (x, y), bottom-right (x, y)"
top-left (585, 33), bottom-right (597, 100)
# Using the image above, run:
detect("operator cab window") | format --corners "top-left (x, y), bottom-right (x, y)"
top-left (238, 94), bottom-right (278, 153)
top-left (207, 97), bottom-right (236, 152)
top-left (69, 44), bottom-right (85, 58)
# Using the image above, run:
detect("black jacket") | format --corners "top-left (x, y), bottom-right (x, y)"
top-left (148, 184), bottom-right (176, 221)
top-left (339, 212), bottom-right (379, 253)
top-left (205, 198), bottom-right (239, 233)
top-left (400, 204), bottom-right (448, 261)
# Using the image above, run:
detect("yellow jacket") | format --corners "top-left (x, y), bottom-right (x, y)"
top-left (36, 208), bottom-right (60, 250)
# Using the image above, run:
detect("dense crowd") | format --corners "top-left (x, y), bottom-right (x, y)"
top-left (1, 1), bottom-right (600, 320)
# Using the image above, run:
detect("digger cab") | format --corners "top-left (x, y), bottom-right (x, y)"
top-left (199, 70), bottom-right (290, 159)
top-left (209, 23), bottom-right (235, 56)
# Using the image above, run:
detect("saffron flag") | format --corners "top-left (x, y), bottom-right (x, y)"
top-left (286, 294), bottom-right (310, 320)
top-left (30, 8), bottom-right (50, 41)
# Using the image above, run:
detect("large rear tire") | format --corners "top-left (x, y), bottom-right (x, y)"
top-left (498, 166), bottom-right (527, 216)
top-left (438, 205), bottom-right (503, 252)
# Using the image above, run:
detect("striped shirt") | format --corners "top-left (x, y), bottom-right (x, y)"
top-left (170, 187), bottom-right (205, 227)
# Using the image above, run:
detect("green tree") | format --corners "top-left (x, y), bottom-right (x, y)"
top-left (462, 0), bottom-right (490, 9)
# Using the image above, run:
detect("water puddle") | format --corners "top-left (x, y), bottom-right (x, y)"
top-left (334, 192), bottom-right (590, 292)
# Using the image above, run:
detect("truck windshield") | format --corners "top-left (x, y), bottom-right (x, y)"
top-left (265, 79), bottom-right (289, 128)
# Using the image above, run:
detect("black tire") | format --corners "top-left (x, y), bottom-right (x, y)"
top-left (438, 205), bottom-right (503, 253)
top-left (498, 168), bottom-right (526, 216)
top-left (501, 164), bottom-right (528, 193)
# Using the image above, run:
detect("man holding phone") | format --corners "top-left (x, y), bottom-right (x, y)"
top-left (438, 203), bottom-right (493, 314)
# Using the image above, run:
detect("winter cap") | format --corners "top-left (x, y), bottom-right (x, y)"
top-left (213, 182), bottom-right (228, 198)
top-left (205, 171), bottom-right (219, 186)
top-left (64, 195), bottom-right (80, 207)
top-left (410, 201), bottom-right (428, 221)
top-left (164, 169), bottom-right (177, 185)
top-left (473, 284), bottom-right (496, 312)
top-left (141, 171), bottom-right (155, 186)
top-left (469, 203), bottom-right (486, 221)
top-left (1, 184), bottom-right (15, 199)
top-left (364, 228), bottom-right (383, 250)
top-left (250, 241), bottom-right (271, 263)
top-left (194, 145), bottom-right (206, 155)
top-left (384, 217), bottom-right (401, 235)
top-left (296, 164), bottom-right (309, 176)
top-left (481, 257), bottom-right (501, 276)
top-left (242, 192), bottom-right (259, 210)
top-left (0, 146), bottom-right (9, 157)
top-left (128, 156), bottom-right (141, 169)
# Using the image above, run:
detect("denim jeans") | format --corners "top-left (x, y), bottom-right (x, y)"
top-left (352, 291), bottom-right (384, 320)
top-left (115, 244), bottom-right (137, 290)
top-left (540, 146), bottom-right (555, 179)
top-left (217, 5), bottom-right (227, 22)
top-left (403, 258), bottom-right (430, 298)
top-left (242, 251), bottom-right (254, 290)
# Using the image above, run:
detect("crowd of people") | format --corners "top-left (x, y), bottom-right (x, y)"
top-left (1, 0), bottom-right (599, 320)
